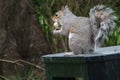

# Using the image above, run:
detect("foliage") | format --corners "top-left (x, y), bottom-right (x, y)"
top-left (9, 70), bottom-right (42, 80)
top-left (32, 0), bottom-right (120, 53)
top-left (0, 70), bottom-right (43, 80)
top-left (104, 12), bottom-right (120, 46)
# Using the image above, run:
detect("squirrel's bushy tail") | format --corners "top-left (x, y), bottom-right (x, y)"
top-left (89, 5), bottom-right (117, 50)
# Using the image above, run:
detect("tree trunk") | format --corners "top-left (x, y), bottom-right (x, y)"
top-left (0, 0), bottom-right (51, 76)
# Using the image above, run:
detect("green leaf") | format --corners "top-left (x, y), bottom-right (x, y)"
top-left (117, 37), bottom-right (120, 44)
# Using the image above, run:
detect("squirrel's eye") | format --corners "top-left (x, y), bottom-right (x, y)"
top-left (55, 14), bottom-right (58, 16)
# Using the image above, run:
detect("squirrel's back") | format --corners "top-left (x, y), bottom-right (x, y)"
top-left (69, 17), bottom-right (93, 54)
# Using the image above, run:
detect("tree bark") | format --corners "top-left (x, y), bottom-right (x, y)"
top-left (0, 0), bottom-right (52, 76)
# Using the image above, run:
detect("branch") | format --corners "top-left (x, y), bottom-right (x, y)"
top-left (0, 59), bottom-right (45, 71)
top-left (17, 59), bottom-right (45, 71)
top-left (0, 59), bottom-right (23, 66)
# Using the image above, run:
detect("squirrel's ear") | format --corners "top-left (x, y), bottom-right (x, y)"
top-left (61, 5), bottom-right (69, 11)
top-left (65, 5), bottom-right (69, 9)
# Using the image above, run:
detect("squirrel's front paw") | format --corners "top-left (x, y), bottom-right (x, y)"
top-left (53, 29), bottom-right (61, 34)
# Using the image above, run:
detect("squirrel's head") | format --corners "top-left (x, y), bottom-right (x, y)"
top-left (52, 5), bottom-right (70, 22)
top-left (52, 5), bottom-right (72, 33)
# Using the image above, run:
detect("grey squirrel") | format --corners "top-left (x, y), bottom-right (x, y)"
top-left (52, 5), bottom-right (117, 55)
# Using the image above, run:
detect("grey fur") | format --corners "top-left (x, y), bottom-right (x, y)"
top-left (89, 5), bottom-right (117, 50)
top-left (52, 5), bottom-right (117, 54)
